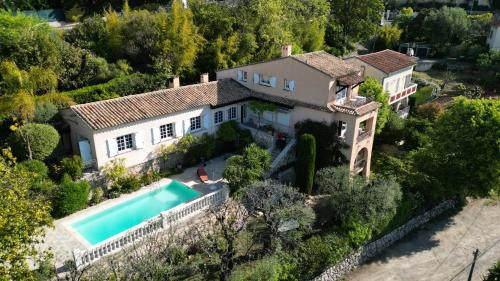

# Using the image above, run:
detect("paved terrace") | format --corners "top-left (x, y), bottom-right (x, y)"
top-left (38, 155), bottom-right (229, 271)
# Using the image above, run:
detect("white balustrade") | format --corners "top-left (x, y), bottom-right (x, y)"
top-left (73, 187), bottom-right (229, 269)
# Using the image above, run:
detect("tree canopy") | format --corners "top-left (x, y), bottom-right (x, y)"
top-left (359, 77), bottom-right (390, 134)
top-left (412, 98), bottom-right (500, 199)
top-left (0, 156), bottom-right (53, 280)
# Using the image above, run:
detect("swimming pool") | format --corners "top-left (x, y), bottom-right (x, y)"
top-left (71, 180), bottom-right (200, 246)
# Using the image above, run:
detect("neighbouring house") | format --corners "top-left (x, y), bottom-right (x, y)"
top-left (487, 12), bottom-right (500, 51)
top-left (62, 46), bottom-right (380, 177)
top-left (345, 49), bottom-right (418, 118)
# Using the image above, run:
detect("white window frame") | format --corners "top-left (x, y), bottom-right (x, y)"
top-left (336, 86), bottom-right (347, 105)
top-left (214, 111), bottom-right (224, 124)
top-left (116, 134), bottom-right (134, 152)
top-left (338, 121), bottom-right (347, 138)
top-left (259, 74), bottom-right (271, 86)
top-left (190, 116), bottom-right (202, 131)
top-left (284, 79), bottom-right (291, 91)
top-left (242, 71), bottom-right (247, 81)
top-left (160, 123), bottom-right (174, 140)
top-left (227, 107), bottom-right (237, 120)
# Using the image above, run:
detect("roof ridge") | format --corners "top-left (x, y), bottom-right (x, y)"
top-left (71, 79), bottom-right (222, 108)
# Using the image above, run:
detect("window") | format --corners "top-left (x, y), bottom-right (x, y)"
top-left (190, 116), bottom-right (202, 131)
top-left (284, 79), bottom-right (295, 92)
top-left (160, 123), bottom-right (174, 139)
top-left (254, 73), bottom-right (276, 87)
top-left (116, 134), bottom-right (133, 152)
top-left (227, 107), bottom-right (237, 120)
top-left (237, 70), bottom-right (248, 82)
top-left (336, 86), bottom-right (347, 105)
top-left (214, 111), bottom-right (223, 124)
top-left (337, 121), bottom-right (347, 138)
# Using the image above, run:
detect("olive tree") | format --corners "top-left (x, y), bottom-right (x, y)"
top-left (240, 181), bottom-right (315, 253)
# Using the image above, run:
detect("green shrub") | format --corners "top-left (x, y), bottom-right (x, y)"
top-left (117, 175), bottom-right (142, 193)
top-left (17, 159), bottom-right (49, 179)
top-left (296, 134), bottom-right (316, 194)
top-left (11, 123), bottom-right (60, 161)
top-left (34, 101), bottom-right (58, 123)
top-left (414, 86), bottom-right (434, 105)
top-left (58, 155), bottom-right (84, 180)
top-left (343, 218), bottom-right (373, 247)
top-left (292, 234), bottom-right (352, 279)
top-left (52, 174), bottom-right (90, 217)
top-left (229, 256), bottom-right (283, 281)
top-left (484, 261), bottom-right (500, 281)
top-left (223, 143), bottom-right (271, 194)
top-left (90, 187), bottom-right (104, 205)
top-left (215, 121), bottom-right (253, 153)
top-left (140, 170), bottom-right (161, 186)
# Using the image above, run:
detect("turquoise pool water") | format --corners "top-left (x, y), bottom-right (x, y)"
top-left (71, 180), bottom-right (199, 245)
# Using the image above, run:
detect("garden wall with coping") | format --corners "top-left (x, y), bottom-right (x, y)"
top-left (312, 200), bottom-right (456, 281)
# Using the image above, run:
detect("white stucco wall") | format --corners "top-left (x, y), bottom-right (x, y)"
top-left (82, 103), bottom-right (243, 169)
top-left (487, 26), bottom-right (500, 51)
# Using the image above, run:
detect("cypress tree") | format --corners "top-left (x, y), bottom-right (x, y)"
top-left (296, 134), bottom-right (316, 194)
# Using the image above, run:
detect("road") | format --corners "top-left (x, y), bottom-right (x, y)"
top-left (345, 199), bottom-right (500, 281)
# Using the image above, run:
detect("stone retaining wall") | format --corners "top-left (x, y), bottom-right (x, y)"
top-left (313, 200), bottom-right (456, 281)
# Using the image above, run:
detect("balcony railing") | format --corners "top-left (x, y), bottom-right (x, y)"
top-left (389, 83), bottom-right (418, 104)
top-left (357, 130), bottom-right (372, 143)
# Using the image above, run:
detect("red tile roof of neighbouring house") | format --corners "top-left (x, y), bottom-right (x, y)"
top-left (357, 49), bottom-right (416, 74)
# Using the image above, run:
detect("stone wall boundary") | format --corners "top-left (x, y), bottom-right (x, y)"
top-left (312, 200), bottom-right (456, 281)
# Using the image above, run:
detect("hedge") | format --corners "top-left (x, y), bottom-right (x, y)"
top-left (52, 174), bottom-right (90, 217)
top-left (62, 73), bottom-right (170, 104)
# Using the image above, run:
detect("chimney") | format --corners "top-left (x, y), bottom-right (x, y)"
top-left (281, 44), bottom-right (292, 57)
top-left (200, 73), bottom-right (209, 83)
top-left (169, 76), bottom-right (180, 89)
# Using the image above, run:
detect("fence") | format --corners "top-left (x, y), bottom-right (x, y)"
top-left (73, 187), bottom-right (229, 269)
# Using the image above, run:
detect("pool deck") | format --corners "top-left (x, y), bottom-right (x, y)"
top-left (38, 155), bottom-right (229, 270)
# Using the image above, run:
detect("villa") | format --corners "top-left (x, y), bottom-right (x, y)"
top-left (62, 45), bottom-right (380, 177)
top-left (346, 49), bottom-right (418, 118)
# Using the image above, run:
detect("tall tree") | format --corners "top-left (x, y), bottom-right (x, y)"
top-left (157, 0), bottom-right (203, 75)
top-left (359, 77), bottom-right (390, 134)
top-left (0, 156), bottom-right (53, 280)
top-left (327, 0), bottom-right (384, 53)
top-left (296, 134), bottom-right (316, 194)
top-left (240, 181), bottom-right (315, 253)
top-left (412, 98), bottom-right (500, 199)
top-left (423, 6), bottom-right (471, 50)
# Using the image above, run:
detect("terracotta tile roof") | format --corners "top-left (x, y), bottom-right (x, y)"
top-left (71, 79), bottom-right (253, 130)
top-left (70, 77), bottom-right (380, 131)
top-left (337, 74), bottom-right (364, 86)
top-left (357, 49), bottom-right (416, 74)
top-left (292, 51), bottom-right (360, 78)
top-left (328, 99), bottom-right (381, 116)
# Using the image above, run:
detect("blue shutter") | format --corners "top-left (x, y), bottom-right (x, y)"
top-left (253, 73), bottom-right (259, 84)
top-left (203, 113), bottom-right (210, 129)
top-left (106, 139), bottom-right (118, 157)
top-left (270, 76), bottom-right (277, 88)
